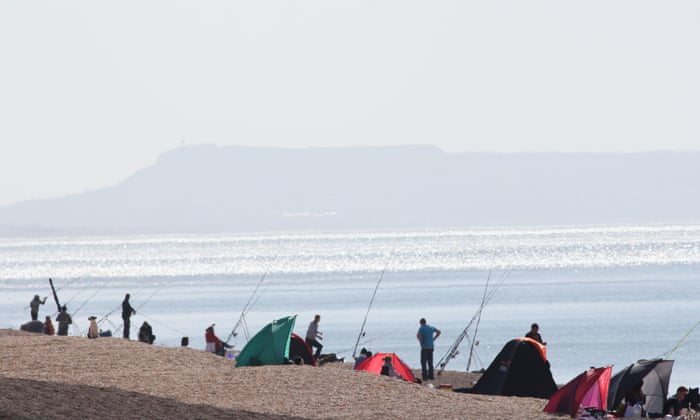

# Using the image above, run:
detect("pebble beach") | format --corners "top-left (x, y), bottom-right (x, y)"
top-left (0, 329), bottom-right (567, 419)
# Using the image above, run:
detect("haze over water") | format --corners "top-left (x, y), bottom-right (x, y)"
top-left (1, 224), bottom-right (699, 390)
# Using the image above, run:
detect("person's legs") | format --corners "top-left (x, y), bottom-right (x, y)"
top-left (427, 348), bottom-right (435, 380)
top-left (306, 338), bottom-right (323, 358)
top-left (123, 318), bottom-right (130, 339)
top-left (31, 310), bottom-right (38, 321)
top-left (420, 348), bottom-right (429, 380)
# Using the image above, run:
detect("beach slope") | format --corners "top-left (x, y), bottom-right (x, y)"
top-left (0, 330), bottom-right (565, 419)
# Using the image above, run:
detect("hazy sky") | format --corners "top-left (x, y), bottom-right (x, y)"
top-left (1, 1), bottom-right (698, 207)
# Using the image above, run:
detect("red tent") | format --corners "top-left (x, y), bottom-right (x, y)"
top-left (289, 333), bottom-right (316, 366)
top-left (355, 352), bottom-right (416, 382)
top-left (544, 366), bottom-right (612, 417)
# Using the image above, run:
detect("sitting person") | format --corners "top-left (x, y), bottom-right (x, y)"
top-left (622, 380), bottom-right (645, 417)
top-left (205, 324), bottom-right (230, 356)
top-left (664, 386), bottom-right (689, 417)
top-left (354, 347), bottom-right (372, 369)
top-left (380, 355), bottom-right (402, 379)
top-left (138, 321), bottom-right (156, 344)
top-left (43, 315), bottom-right (55, 336)
top-left (625, 380), bottom-right (645, 406)
top-left (87, 316), bottom-right (99, 339)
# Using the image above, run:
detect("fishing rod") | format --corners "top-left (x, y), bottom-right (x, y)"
top-left (71, 282), bottom-right (109, 319)
top-left (226, 254), bottom-right (279, 344)
top-left (135, 286), bottom-right (164, 312)
top-left (49, 278), bottom-right (61, 312)
top-left (51, 289), bottom-right (87, 317)
top-left (35, 277), bottom-right (84, 311)
top-left (436, 271), bottom-right (508, 375)
top-left (96, 281), bottom-right (151, 326)
top-left (351, 252), bottom-right (394, 360)
top-left (54, 277), bottom-right (82, 293)
top-left (109, 286), bottom-right (164, 336)
top-left (466, 271), bottom-right (491, 372)
top-left (336, 329), bottom-right (401, 357)
top-left (138, 311), bottom-right (188, 337)
top-left (664, 318), bottom-right (700, 358)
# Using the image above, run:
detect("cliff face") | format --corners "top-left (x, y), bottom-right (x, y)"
top-left (1, 145), bottom-right (698, 234)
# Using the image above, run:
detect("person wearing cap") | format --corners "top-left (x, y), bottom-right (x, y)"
top-left (29, 294), bottom-right (47, 321)
top-left (121, 293), bottom-right (136, 339)
top-left (525, 323), bottom-right (546, 345)
top-left (56, 305), bottom-right (72, 336)
top-left (417, 318), bottom-right (441, 381)
top-left (87, 316), bottom-right (99, 339)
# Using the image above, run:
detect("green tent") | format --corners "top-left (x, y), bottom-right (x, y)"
top-left (235, 315), bottom-right (297, 367)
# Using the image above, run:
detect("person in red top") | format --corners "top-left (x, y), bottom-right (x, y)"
top-left (43, 315), bottom-right (55, 336)
top-left (205, 325), bottom-right (230, 356)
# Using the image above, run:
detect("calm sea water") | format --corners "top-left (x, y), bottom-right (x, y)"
top-left (1, 225), bottom-right (700, 391)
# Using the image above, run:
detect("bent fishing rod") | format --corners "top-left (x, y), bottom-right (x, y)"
top-left (351, 251), bottom-right (394, 360)
top-left (97, 282), bottom-right (151, 326)
top-left (109, 286), bottom-right (164, 336)
top-left (71, 281), bottom-right (109, 319)
top-left (436, 270), bottom-right (508, 375)
top-left (226, 253), bottom-right (279, 344)
top-left (664, 318), bottom-right (700, 358)
top-left (466, 271), bottom-right (491, 372)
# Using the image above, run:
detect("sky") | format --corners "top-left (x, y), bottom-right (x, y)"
top-left (1, 1), bottom-right (699, 207)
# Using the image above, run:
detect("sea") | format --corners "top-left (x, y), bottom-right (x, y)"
top-left (1, 224), bottom-right (699, 392)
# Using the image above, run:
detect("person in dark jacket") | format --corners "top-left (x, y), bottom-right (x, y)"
top-left (138, 321), bottom-right (155, 344)
top-left (30, 295), bottom-right (47, 321)
top-left (121, 294), bottom-right (136, 339)
top-left (664, 386), bottom-right (688, 417)
top-left (525, 323), bottom-right (546, 345)
top-left (56, 305), bottom-right (72, 336)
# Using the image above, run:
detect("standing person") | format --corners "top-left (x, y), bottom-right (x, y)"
top-left (305, 314), bottom-right (323, 359)
top-left (121, 293), bottom-right (136, 339)
top-left (29, 295), bottom-right (47, 321)
top-left (56, 305), bottom-right (72, 336)
top-left (525, 323), bottom-right (546, 345)
top-left (43, 315), bottom-right (55, 336)
top-left (416, 318), bottom-right (441, 381)
top-left (87, 316), bottom-right (99, 339)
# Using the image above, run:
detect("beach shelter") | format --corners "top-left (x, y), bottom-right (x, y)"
top-left (544, 366), bottom-right (612, 417)
top-left (607, 358), bottom-right (674, 416)
top-left (468, 337), bottom-right (557, 398)
top-left (20, 320), bottom-right (44, 334)
top-left (289, 333), bottom-right (315, 366)
top-left (355, 352), bottom-right (416, 382)
top-left (235, 315), bottom-right (296, 367)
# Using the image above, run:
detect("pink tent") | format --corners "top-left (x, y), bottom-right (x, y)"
top-left (544, 366), bottom-right (612, 417)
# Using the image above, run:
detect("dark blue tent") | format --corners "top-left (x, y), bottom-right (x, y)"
top-left (465, 337), bottom-right (557, 398)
